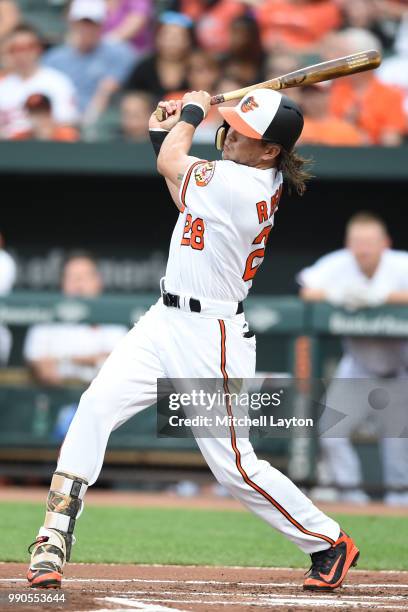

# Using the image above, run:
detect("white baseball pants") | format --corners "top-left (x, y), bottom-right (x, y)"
top-left (57, 299), bottom-right (339, 553)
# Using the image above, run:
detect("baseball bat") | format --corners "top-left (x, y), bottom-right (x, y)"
top-left (155, 49), bottom-right (381, 121)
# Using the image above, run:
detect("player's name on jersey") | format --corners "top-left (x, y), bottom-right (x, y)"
top-left (168, 415), bottom-right (314, 429)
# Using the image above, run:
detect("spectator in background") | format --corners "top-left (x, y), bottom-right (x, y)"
top-left (179, 0), bottom-right (245, 54)
top-left (298, 213), bottom-right (408, 506)
top-left (222, 57), bottom-right (260, 88)
top-left (264, 51), bottom-right (303, 106)
top-left (229, 15), bottom-right (264, 63)
top-left (13, 94), bottom-right (79, 142)
top-left (264, 51), bottom-right (300, 81)
top-left (215, 75), bottom-right (245, 97)
top-left (337, 0), bottom-right (407, 52)
top-left (165, 50), bottom-right (221, 99)
top-left (0, 230), bottom-right (16, 365)
top-left (164, 50), bottom-right (222, 142)
top-left (338, 0), bottom-right (401, 53)
top-left (120, 90), bottom-right (153, 140)
top-left (103, 0), bottom-right (153, 54)
top-left (255, 0), bottom-right (341, 53)
top-left (43, 0), bottom-right (136, 125)
top-left (378, 14), bottom-right (408, 130)
top-left (125, 11), bottom-right (192, 99)
top-left (24, 252), bottom-right (127, 386)
top-left (218, 15), bottom-right (265, 86)
top-left (187, 50), bottom-right (221, 94)
top-left (0, 24), bottom-right (78, 139)
top-left (0, 0), bottom-right (20, 44)
top-left (299, 83), bottom-right (366, 146)
top-left (222, 15), bottom-right (265, 83)
top-left (325, 28), bottom-right (406, 145)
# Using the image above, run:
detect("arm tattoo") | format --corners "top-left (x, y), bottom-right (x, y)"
top-left (177, 173), bottom-right (184, 184)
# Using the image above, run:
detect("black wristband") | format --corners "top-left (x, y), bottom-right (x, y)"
top-left (180, 103), bottom-right (205, 128)
top-left (149, 129), bottom-right (168, 157)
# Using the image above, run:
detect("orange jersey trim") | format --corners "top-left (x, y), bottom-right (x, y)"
top-left (180, 160), bottom-right (207, 209)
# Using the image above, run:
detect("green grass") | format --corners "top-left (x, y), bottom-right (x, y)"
top-left (1, 502), bottom-right (407, 570)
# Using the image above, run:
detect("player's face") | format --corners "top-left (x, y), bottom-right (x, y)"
top-left (223, 128), bottom-right (278, 168)
top-left (346, 223), bottom-right (390, 274)
top-left (62, 258), bottom-right (103, 297)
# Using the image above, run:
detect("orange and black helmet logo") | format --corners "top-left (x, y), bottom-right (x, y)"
top-left (241, 96), bottom-right (259, 113)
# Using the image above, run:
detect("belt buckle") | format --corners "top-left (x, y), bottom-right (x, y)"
top-left (163, 289), bottom-right (179, 308)
top-left (168, 293), bottom-right (179, 308)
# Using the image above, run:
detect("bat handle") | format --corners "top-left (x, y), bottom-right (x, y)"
top-left (155, 93), bottom-right (224, 122)
top-left (210, 94), bottom-right (225, 105)
top-left (155, 106), bottom-right (167, 122)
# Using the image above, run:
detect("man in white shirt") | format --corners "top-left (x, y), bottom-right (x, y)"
top-left (24, 252), bottom-right (127, 385)
top-left (0, 230), bottom-right (16, 364)
top-left (0, 24), bottom-right (78, 139)
top-left (298, 212), bottom-right (408, 506)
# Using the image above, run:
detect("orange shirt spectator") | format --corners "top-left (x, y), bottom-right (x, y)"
top-left (329, 75), bottom-right (406, 145)
top-left (300, 83), bottom-right (366, 146)
top-left (164, 50), bottom-right (221, 135)
top-left (47, 125), bottom-right (79, 141)
top-left (14, 125), bottom-right (79, 142)
top-left (180, 0), bottom-right (245, 53)
top-left (300, 118), bottom-right (365, 146)
top-left (255, 0), bottom-right (341, 51)
top-left (179, 0), bottom-right (207, 20)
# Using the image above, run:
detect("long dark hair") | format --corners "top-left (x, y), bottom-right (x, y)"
top-left (278, 149), bottom-right (313, 196)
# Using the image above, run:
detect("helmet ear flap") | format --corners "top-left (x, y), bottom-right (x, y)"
top-left (215, 121), bottom-right (229, 151)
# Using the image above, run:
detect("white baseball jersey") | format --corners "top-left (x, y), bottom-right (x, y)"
top-left (0, 67), bottom-right (78, 138)
top-left (298, 249), bottom-right (408, 375)
top-left (165, 158), bottom-right (283, 302)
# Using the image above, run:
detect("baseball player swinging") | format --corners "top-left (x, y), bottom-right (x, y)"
top-left (27, 88), bottom-right (359, 591)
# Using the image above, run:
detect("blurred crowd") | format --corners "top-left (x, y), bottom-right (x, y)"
top-left (0, 0), bottom-right (408, 145)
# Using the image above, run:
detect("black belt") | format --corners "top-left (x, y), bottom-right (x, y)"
top-left (162, 290), bottom-right (243, 314)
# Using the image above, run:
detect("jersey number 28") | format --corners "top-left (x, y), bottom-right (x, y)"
top-left (181, 213), bottom-right (205, 250)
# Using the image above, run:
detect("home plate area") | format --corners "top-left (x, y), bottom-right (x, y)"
top-left (1, 563), bottom-right (408, 612)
